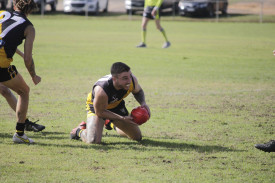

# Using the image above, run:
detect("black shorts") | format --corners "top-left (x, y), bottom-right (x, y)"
top-left (108, 100), bottom-right (129, 117)
top-left (0, 65), bottom-right (18, 82)
top-left (143, 6), bottom-right (160, 19)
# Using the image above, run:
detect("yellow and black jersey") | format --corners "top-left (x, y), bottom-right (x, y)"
top-left (0, 10), bottom-right (33, 68)
top-left (86, 74), bottom-right (135, 114)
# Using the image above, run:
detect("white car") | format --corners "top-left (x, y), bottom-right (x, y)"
top-left (63, 0), bottom-right (108, 14)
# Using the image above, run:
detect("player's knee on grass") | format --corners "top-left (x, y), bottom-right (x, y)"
top-left (126, 128), bottom-right (142, 141)
top-left (86, 137), bottom-right (100, 144)
top-left (85, 115), bottom-right (104, 144)
top-left (131, 134), bottom-right (142, 142)
top-left (81, 129), bottom-right (100, 144)
top-left (115, 123), bottom-right (142, 142)
top-left (128, 128), bottom-right (142, 141)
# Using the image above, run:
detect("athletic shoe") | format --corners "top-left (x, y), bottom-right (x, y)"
top-left (136, 42), bottom-right (147, 48)
top-left (70, 121), bottom-right (86, 140)
top-left (70, 128), bottom-right (80, 140)
top-left (162, 41), bottom-right (171, 48)
top-left (255, 140), bottom-right (275, 153)
top-left (13, 133), bottom-right (34, 144)
top-left (104, 119), bottom-right (113, 130)
top-left (25, 119), bottom-right (45, 132)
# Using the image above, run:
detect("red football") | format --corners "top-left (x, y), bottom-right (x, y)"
top-left (131, 106), bottom-right (150, 125)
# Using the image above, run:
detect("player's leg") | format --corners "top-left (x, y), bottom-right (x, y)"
top-left (155, 19), bottom-right (168, 41)
top-left (1, 71), bottom-right (34, 143)
top-left (141, 17), bottom-right (149, 43)
top-left (0, 83), bottom-right (45, 131)
top-left (2, 73), bottom-right (30, 124)
top-left (137, 17), bottom-right (150, 47)
top-left (108, 102), bottom-right (142, 141)
top-left (0, 83), bottom-right (17, 111)
top-left (155, 18), bottom-right (162, 31)
top-left (80, 115), bottom-right (105, 144)
top-left (155, 18), bottom-right (170, 48)
top-left (112, 119), bottom-right (142, 141)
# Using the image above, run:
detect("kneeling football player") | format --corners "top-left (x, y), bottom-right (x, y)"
top-left (70, 62), bottom-right (150, 144)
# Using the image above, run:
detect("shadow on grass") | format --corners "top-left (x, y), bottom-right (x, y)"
top-left (35, 139), bottom-right (234, 153)
top-left (104, 134), bottom-right (241, 153)
top-left (0, 132), bottom-right (242, 153)
top-left (0, 131), bottom-right (68, 140)
top-left (140, 138), bottom-right (241, 153)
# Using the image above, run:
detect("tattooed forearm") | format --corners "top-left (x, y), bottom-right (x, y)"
top-left (25, 59), bottom-right (36, 77)
top-left (133, 89), bottom-right (145, 105)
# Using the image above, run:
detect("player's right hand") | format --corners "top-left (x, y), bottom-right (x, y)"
top-left (32, 75), bottom-right (41, 85)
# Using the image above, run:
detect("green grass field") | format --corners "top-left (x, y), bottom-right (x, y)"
top-left (0, 14), bottom-right (275, 182)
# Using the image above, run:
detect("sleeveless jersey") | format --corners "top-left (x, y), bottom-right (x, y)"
top-left (86, 74), bottom-right (135, 113)
top-left (0, 11), bottom-right (33, 68)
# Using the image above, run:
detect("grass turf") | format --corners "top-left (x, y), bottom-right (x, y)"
top-left (0, 15), bottom-right (274, 182)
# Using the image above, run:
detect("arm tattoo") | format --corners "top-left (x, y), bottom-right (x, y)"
top-left (26, 59), bottom-right (36, 77)
top-left (133, 89), bottom-right (145, 105)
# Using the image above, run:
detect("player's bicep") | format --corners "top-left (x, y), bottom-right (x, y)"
top-left (93, 86), bottom-right (108, 116)
top-left (24, 25), bottom-right (35, 62)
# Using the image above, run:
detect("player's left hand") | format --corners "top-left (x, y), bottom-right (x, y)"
top-left (141, 104), bottom-right (151, 118)
top-left (151, 9), bottom-right (157, 17)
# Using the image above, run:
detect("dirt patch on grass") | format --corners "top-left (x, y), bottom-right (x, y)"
top-left (228, 0), bottom-right (275, 15)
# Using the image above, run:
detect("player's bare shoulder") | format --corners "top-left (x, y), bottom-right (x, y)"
top-left (94, 85), bottom-right (108, 100)
top-left (94, 85), bottom-right (105, 95)
top-left (131, 74), bottom-right (139, 85)
top-left (93, 85), bottom-right (109, 110)
top-left (131, 74), bottom-right (142, 93)
top-left (24, 25), bottom-right (35, 39)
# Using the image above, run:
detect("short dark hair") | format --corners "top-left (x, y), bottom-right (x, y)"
top-left (111, 62), bottom-right (130, 76)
